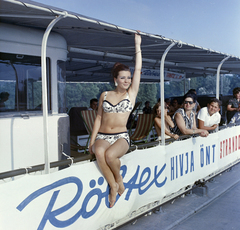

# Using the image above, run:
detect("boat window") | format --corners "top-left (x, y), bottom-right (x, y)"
top-left (0, 52), bottom-right (50, 114)
top-left (57, 60), bottom-right (67, 113)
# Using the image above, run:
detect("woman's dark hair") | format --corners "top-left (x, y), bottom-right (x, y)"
top-left (187, 89), bottom-right (197, 94)
top-left (183, 93), bottom-right (197, 103)
top-left (111, 62), bottom-right (130, 79)
top-left (233, 87), bottom-right (240, 97)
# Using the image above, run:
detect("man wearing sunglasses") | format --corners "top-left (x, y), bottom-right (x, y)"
top-left (197, 98), bottom-right (221, 131)
top-left (171, 93), bottom-right (209, 137)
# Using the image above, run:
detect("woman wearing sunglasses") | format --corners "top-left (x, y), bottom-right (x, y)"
top-left (171, 93), bottom-right (209, 137)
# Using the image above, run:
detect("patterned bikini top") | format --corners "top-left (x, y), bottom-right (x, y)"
top-left (102, 91), bottom-right (133, 113)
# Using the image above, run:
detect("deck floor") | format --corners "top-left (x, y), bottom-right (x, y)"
top-left (117, 162), bottom-right (240, 230)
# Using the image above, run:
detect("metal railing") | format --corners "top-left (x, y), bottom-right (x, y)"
top-left (1, 124), bottom-right (238, 180)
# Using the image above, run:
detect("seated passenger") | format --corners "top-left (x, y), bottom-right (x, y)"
top-left (197, 98), bottom-right (221, 131)
top-left (168, 98), bottom-right (180, 117)
top-left (142, 101), bottom-right (152, 114)
top-left (0, 92), bottom-right (9, 112)
top-left (171, 93), bottom-right (209, 137)
top-left (153, 102), bottom-right (179, 140)
top-left (229, 104), bottom-right (240, 125)
top-left (88, 98), bottom-right (98, 111)
top-left (164, 98), bottom-right (171, 109)
top-left (227, 87), bottom-right (240, 122)
top-left (187, 89), bottom-right (201, 114)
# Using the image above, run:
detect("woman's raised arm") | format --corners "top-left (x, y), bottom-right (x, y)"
top-left (129, 32), bottom-right (142, 99)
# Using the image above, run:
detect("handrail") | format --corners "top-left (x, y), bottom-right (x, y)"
top-left (0, 135), bottom-right (187, 180)
top-left (1, 124), bottom-right (238, 180)
top-left (216, 56), bottom-right (230, 99)
top-left (0, 154), bottom-right (93, 180)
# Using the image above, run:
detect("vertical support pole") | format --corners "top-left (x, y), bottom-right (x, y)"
top-left (216, 55), bottom-right (230, 131)
top-left (216, 56), bottom-right (230, 99)
top-left (184, 78), bottom-right (186, 94)
top-left (188, 78), bottom-right (191, 91)
top-left (41, 12), bottom-right (67, 174)
top-left (160, 42), bottom-right (176, 145)
top-left (221, 74), bottom-right (224, 95)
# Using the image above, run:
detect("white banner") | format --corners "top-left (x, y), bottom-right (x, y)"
top-left (165, 71), bottom-right (185, 81)
top-left (0, 127), bottom-right (239, 229)
top-left (130, 68), bottom-right (185, 81)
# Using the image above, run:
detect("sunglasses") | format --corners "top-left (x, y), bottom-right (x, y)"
top-left (184, 101), bottom-right (194, 105)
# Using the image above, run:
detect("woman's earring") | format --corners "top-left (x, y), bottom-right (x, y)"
top-left (115, 82), bottom-right (118, 87)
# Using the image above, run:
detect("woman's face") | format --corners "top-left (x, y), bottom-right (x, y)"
top-left (183, 97), bottom-right (195, 111)
top-left (156, 106), bottom-right (161, 117)
top-left (156, 105), bottom-right (167, 117)
top-left (115, 70), bottom-right (131, 89)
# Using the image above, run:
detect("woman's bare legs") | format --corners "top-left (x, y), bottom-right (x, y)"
top-left (105, 139), bottom-right (129, 195)
top-left (93, 139), bottom-right (129, 207)
top-left (93, 140), bottom-right (117, 207)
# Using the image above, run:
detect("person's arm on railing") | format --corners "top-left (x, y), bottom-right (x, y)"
top-left (198, 119), bottom-right (218, 131)
top-left (175, 113), bottom-right (209, 137)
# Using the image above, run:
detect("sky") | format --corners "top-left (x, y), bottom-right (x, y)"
top-left (35, 0), bottom-right (240, 57)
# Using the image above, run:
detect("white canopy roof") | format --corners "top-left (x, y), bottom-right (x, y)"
top-left (0, 0), bottom-right (240, 82)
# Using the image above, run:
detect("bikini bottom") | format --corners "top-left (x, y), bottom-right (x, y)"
top-left (95, 131), bottom-right (130, 146)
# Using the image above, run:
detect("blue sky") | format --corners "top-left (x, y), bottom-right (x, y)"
top-left (36, 0), bottom-right (240, 57)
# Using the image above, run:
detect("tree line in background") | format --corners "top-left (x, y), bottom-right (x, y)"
top-left (0, 74), bottom-right (239, 111)
top-left (66, 74), bottom-right (240, 111)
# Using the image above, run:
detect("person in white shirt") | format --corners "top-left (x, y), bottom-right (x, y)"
top-left (197, 98), bottom-right (221, 131)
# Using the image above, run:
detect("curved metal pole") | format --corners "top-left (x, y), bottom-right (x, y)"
top-left (216, 56), bottom-right (230, 99)
top-left (160, 42), bottom-right (176, 145)
top-left (41, 12), bottom-right (67, 174)
top-left (215, 55), bottom-right (230, 132)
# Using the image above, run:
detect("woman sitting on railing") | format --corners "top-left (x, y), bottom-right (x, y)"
top-left (153, 102), bottom-right (179, 141)
top-left (171, 93), bottom-right (209, 137)
top-left (88, 32), bottom-right (142, 208)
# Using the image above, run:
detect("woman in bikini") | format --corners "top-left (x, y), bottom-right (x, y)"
top-left (88, 32), bottom-right (142, 208)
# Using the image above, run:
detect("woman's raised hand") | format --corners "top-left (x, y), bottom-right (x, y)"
top-left (135, 31), bottom-right (141, 46)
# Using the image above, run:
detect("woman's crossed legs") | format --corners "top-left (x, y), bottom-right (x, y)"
top-left (93, 138), bottom-right (129, 208)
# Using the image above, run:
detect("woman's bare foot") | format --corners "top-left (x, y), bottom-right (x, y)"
top-left (116, 176), bottom-right (125, 196)
top-left (109, 183), bottom-right (119, 208)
